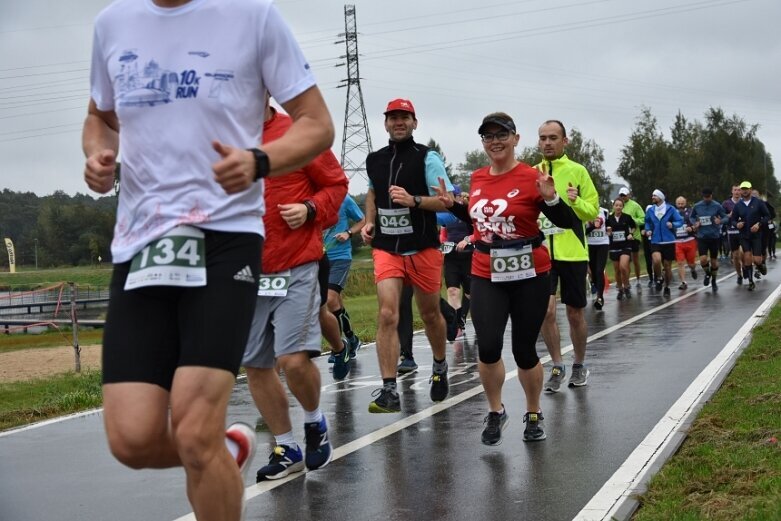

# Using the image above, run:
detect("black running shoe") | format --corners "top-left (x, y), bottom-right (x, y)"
top-left (748, 281), bottom-right (756, 291)
top-left (737, 276), bottom-right (743, 285)
top-left (759, 263), bottom-right (768, 275)
top-left (594, 296), bottom-right (604, 310)
top-left (430, 368), bottom-right (449, 402)
top-left (663, 286), bottom-right (671, 297)
top-left (481, 409), bottom-right (509, 446)
top-left (655, 280), bottom-right (663, 291)
top-left (523, 412), bottom-right (546, 442)
top-left (690, 266), bottom-right (698, 279)
top-left (703, 272), bottom-right (711, 287)
top-left (368, 388), bottom-right (401, 413)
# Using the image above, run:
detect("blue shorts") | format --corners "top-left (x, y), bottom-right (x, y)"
top-left (327, 258), bottom-right (352, 292)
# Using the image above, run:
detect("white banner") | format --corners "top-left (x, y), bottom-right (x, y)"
top-left (4, 238), bottom-right (16, 273)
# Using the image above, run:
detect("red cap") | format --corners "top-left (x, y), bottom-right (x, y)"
top-left (384, 98), bottom-right (416, 116)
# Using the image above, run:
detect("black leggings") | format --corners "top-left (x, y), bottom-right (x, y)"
top-left (470, 273), bottom-right (550, 369)
top-left (588, 245), bottom-right (609, 298)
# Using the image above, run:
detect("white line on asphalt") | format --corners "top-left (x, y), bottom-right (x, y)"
top-left (574, 278), bottom-right (781, 521)
top-left (172, 276), bottom-right (736, 521)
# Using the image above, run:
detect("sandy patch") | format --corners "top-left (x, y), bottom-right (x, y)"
top-left (0, 344), bottom-right (102, 383)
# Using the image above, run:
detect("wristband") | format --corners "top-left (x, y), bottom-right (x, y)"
top-left (246, 148), bottom-right (270, 181)
top-left (303, 200), bottom-right (316, 221)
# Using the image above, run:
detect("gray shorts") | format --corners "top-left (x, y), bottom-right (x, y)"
top-left (327, 258), bottom-right (351, 291)
top-left (242, 261), bottom-right (322, 368)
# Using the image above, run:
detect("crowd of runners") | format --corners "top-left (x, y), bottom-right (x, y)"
top-left (81, 1), bottom-right (777, 518)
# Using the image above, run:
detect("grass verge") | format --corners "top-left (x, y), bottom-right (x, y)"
top-left (0, 370), bottom-right (102, 431)
top-left (633, 303), bottom-right (781, 520)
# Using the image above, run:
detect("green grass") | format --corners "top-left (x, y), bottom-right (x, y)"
top-left (0, 370), bottom-right (102, 431)
top-left (633, 304), bottom-right (781, 520)
top-left (0, 266), bottom-right (112, 291)
top-left (0, 329), bottom-right (104, 354)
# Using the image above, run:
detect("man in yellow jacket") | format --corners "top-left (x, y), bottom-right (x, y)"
top-left (536, 120), bottom-right (599, 392)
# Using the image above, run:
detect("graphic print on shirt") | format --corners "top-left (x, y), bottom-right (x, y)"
top-left (470, 198), bottom-right (516, 239)
top-left (115, 49), bottom-right (233, 107)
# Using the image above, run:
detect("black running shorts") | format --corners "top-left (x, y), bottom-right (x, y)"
top-left (102, 231), bottom-right (262, 390)
top-left (548, 260), bottom-right (588, 308)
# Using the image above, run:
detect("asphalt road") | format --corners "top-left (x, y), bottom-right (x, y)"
top-left (1, 261), bottom-right (779, 521)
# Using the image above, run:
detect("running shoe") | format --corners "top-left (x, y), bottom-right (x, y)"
top-left (347, 334), bottom-right (361, 357)
top-left (522, 412), bottom-right (546, 442)
top-left (679, 282), bottom-right (688, 290)
top-left (568, 364), bottom-right (590, 387)
top-left (625, 286), bottom-right (632, 298)
top-left (304, 417), bottom-right (333, 471)
top-left (636, 280), bottom-right (642, 289)
top-left (737, 276), bottom-right (743, 285)
top-left (647, 279), bottom-right (654, 288)
top-left (545, 365), bottom-right (565, 393)
top-left (712, 277), bottom-right (718, 292)
top-left (430, 367), bottom-right (449, 402)
top-left (397, 356), bottom-right (418, 374)
top-left (690, 266), bottom-right (698, 279)
top-left (663, 286), bottom-right (671, 297)
top-left (755, 271), bottom-right (762, 280)
top-left (748, 281), bottom-right (756, 291)
top-left (327, 352), bottom-right (336, 364)
top-left (256, 444), bottom-right (304, 482)
top-left (332, 340), bottom-right (351, 381)
top-left (481, 409), bottom-right (509, 446)
top-left (226, 422), bottom-right (257, 482)
top-left (369, 387), bottom-right (401, 413)
top-left (703, 272), bottom-right (711, 287)
top-left (594, 296), bottom-right (604, 310)
top-left (759, 263), bottom-right (768, 275)
top-left (590, 282), bottom-right (597, 295)
top-left (616, 289), bottom-right (624, 301)
top-left (655, 280), bottom-right (664, 291)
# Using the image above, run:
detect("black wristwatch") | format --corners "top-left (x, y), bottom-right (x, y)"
top-left (247, 148), bottom-right (270, 181)
top-left (413, 195), bottom-right (422, 208)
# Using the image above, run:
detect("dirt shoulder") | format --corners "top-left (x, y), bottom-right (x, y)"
top-left (0, 344), bottom-right (102, 383)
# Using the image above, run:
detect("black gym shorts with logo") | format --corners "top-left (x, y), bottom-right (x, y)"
top-left (102, 231), bottom-right (262, 390)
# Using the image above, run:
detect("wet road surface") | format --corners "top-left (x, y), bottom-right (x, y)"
top-left (1, 261), bottom-right (779, 521)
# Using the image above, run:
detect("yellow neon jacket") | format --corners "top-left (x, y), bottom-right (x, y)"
top-left (535, 154), bottom-right (599, 261)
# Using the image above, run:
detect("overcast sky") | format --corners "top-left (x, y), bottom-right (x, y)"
top-left (1, 0), bottom-right (780, 198)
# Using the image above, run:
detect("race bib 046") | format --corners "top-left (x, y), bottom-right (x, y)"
top-left (378, 207), bottom-right (413, 235)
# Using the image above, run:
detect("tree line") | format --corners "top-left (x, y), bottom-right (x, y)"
top-left (1, 106), bottom-right (775, 269)
top-left (0, 190), bottom-right (116, 268)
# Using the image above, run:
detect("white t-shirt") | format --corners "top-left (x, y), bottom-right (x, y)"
top-left (586, 207), bottom-right (610, 246)
top-left (90, 0), bottom-right (316, 262)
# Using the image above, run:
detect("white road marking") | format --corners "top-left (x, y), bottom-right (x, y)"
top-left (172, 275), bottom-right (744, 521)
top-left (575, 278), bottom-right (781, 521)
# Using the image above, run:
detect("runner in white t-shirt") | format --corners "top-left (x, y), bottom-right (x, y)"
top-left (82, 1), bottom-right (334, 519)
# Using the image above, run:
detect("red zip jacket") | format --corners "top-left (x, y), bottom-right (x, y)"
top-left (261, 109), bottom-right (348, 273)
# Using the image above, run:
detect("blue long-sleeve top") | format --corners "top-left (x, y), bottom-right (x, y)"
top-left (690, 199), bottom-right (727, 240)
top-left (729, 196), bottom-right (770, 237)
top-left (644, 203), bottom-right (683, 244)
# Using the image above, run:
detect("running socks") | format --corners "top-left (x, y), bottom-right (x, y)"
top-left (334, 308), bottom-right (355, 338)
top-left (432, 358), bottom-right (448, 373)
top-left (303, 408), bottom-right (323, 424)
top-left (274, 431), bottom-right (299, 450)
top-left (382, 379), bottom-right (397, 393)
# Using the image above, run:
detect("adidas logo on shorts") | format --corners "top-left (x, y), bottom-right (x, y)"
top-left (233, 265), bottom-right (255, 284)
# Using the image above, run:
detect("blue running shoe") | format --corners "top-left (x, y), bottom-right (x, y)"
top-left (397, 356), bottom-right (418, 374)
top-left (327, 352), bottom-right (336, 364)
top-left (332, 340), bottom-right (351, 381)
top-left (347, 334), bottom-right (361, 357)
top-left (304, 417), bottom-right (332, 471)
top-left (256, 444), bottom-right (304, 482)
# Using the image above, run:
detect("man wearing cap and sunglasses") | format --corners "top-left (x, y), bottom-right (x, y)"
top-left (360, 98), bottom-right (455, 413)
top-left (536, 120), bottom-right (599, 393)
top-left (730, 181), bottom-right (770, 291)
